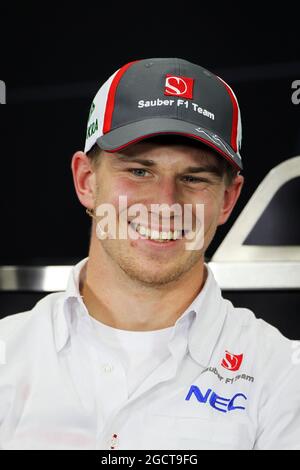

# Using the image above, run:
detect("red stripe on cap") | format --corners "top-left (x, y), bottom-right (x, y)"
top-left (104, 132), bottom-right (241, 171)
top-left (103, 61), bottom-right (139, 134)
top-left (217, 78), bottom-right (239, 153)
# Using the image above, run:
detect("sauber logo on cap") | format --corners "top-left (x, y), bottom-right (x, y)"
top-left (164, 74), bottom-right (194, 99)
top-left (221, 351), bottom-right (244, 372)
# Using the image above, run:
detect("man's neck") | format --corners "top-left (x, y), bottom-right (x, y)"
top-left (80, 244), bottom-right (207, 332)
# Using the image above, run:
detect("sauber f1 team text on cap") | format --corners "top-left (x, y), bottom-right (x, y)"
top-left (84, 58), bottom-right (243, 171)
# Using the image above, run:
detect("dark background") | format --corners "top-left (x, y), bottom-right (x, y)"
top-left (0, 4), bottom-right (299, 338)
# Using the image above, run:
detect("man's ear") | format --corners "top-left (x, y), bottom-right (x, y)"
top-left (71, 151), bottom-right (97, 210)
top-left (218, 174), bottom-right (244, 226)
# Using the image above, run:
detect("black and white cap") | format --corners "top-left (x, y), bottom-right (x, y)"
top-left (84, 58), bottom-right (243, 171)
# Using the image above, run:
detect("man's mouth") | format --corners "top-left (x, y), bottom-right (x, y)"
top-left (128, 221), bottom-right (189, 242)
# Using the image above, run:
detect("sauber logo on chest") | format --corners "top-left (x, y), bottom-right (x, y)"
top-left (164, 75), bottom-right (194, 99)
top-left (221, 351), bottom-right (244, 371)
top-left (185, 385), bottom-right (247, 413)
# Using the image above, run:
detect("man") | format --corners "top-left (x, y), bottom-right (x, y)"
top-left (0, 58), bottom-right (299, 450)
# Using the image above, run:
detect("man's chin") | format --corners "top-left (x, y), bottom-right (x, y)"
top-left (100, 240), bottom-right (201, 286)
top-left (124, 273), bottom-right (182, 288)
top-left (119, 261), bottom-right (189, 288)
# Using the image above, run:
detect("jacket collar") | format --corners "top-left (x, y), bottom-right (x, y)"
top-left (187, 268), bottom-right (226, 368)
top-left (53, 257), bottom-right (227, 368)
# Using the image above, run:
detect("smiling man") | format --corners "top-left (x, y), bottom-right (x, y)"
top-left (73, 137), bottom-right (243, 331)
top-left (0, 58), bottom-right (299, 450)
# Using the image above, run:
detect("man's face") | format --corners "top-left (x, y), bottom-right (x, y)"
top-left (85, 141), bottom-right (243, 287)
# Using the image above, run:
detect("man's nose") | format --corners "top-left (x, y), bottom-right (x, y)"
top-left (149, 176), bottom-right (180, 206)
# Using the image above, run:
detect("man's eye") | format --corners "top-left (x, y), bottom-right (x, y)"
top-left (128, 168), bottom-right (149, 177)
top-left (182, 175), bottom-right (206, 183)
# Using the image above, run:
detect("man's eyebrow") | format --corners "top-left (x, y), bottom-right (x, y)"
top-left (115, 156), bottom-right (156, 166)
top-left (183, 165), bottom-right (222, 176)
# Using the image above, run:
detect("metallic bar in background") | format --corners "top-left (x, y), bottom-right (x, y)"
top-left (0, 262), bottom-right (300, 292)
top-left (209, 262), bottom-right (300, 290)
top-left (0, 265), bottom-right (72, 292)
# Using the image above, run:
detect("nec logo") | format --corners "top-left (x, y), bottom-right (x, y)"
top-left (221, 351), bottom-right (244, 371)
top-left (185, 385), bottom-right (247, 413)
top-left (164, 75), bottom-right (194, 99)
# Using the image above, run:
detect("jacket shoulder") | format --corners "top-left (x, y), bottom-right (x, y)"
top-left (223, 296), bottom-right (294, 354)
top-left (0, 292), bottom-right (64, 341)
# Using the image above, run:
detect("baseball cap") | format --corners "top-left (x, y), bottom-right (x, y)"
top-left (84, 58), bottom-right (243, 171)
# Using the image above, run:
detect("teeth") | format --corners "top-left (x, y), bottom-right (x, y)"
top-left (131, 223), bottom-right (182, 241)
top-left (151, 230), bottom-right (159, 239)
top-left (139, 225), bottom-right (147, 236)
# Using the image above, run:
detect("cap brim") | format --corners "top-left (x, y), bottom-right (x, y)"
top-left (97, 118), bottom-right (243, 171)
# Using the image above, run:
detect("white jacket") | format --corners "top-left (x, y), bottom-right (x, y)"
top-left (0, 257), bottom-right (299, 450)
